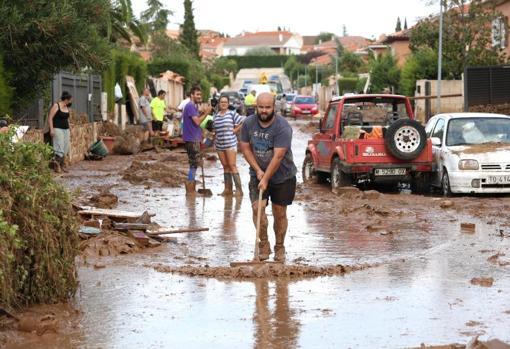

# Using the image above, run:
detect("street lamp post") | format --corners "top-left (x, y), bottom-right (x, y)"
top-left (437, 0), bottom-right (444, 114)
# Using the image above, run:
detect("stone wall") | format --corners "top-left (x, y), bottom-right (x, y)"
top-left (22, 129), bottom-right (44, 144)
top-left (68, 122), bottom-right (103, 164)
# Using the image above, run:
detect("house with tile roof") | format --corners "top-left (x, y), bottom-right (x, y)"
top-left (309, 36), bottom-right (373, 65)
top-left (367, 30), bottom-right (411, 67)
top-left (221, 31), bottom-right (303, 56)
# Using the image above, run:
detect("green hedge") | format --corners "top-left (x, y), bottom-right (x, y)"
top-left (102, 49), bottom-right (148, 112)
top-left (147, 58), bottom-right (190, 81)
top-left (227, 55), bottom-right (304, 70)
top-left (338, 77), bottom-right (360, 94)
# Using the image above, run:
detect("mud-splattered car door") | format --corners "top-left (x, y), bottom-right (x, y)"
top-left (316, 104), bottom-right (339, 170)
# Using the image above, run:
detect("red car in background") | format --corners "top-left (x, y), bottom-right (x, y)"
top-left (291, 96), bottom-right (318, 118)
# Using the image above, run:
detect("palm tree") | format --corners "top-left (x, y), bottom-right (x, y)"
top-left (107, 0), bottom-right (147, 44)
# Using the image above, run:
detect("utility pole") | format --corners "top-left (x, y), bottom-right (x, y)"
top-left (305, 65), bottom-right (308, 87)
top-left (437, 0), bottom-right (444, 114)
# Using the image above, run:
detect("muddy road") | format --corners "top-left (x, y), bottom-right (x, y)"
top-left (3, 119), bottom-right (510, 348)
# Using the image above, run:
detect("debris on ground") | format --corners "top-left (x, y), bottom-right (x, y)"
top-left (122, 160), bottom-right (188, 187)
top-left (461, 223), bottom-right (476, 234)
top-left (440, 200), bottom-right (455, 209)
top-left (0, 303), bottom-right (81, 345)
top-left (89, 189), bottom-right (118, 209)
top-left (470, 277), bottom-right (494, 288)
top-left (99, 121), bottom-right (122, 137)
top-left (332, 186), bottom-right (362, 198)
top-left (152, 262), bottom-right (378, 279)
top-left (466, 336), bottom-right (510, 349)
top-left (80, 231), bottom-right (145, 257)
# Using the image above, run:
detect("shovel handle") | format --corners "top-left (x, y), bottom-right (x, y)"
top-left (254, 189), bottom-right (264, 261)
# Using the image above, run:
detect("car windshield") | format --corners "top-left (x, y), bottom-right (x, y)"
top-left (446, 117), bottom-right (510, 146)
top-left (341, 97), bottom-right (409, 125)
top-left (295, 97), bottom-right (315, 104)
top-left (285, 95), bottom-right (295, 102)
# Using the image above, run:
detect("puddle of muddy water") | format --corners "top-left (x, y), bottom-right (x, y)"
top-left (35, 119), bottom-right (510, 348)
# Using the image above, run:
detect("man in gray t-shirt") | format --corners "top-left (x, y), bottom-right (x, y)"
top-left (240, 92), bottom-right (297, 263)
top-left (138, 88), bottom-right (154, 136)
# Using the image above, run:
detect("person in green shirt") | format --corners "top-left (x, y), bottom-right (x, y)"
top-left (244, 90), bottom-right (256, 107)
top-left (150, 90), bottom-right (167, 132)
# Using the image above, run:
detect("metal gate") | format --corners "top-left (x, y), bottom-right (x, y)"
top-left (52, 72), bottom-right (102, 122)
top-left (464, 65), bottom-right (510, 110)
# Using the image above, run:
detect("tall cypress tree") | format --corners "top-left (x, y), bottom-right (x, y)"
top-left (395, 17), bottom-right (402, 32)
top-left (180, 0), bottom-right (200, 58)
top-left (404, 18), bottom-right (408, 30)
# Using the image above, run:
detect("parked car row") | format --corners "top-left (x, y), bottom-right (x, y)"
top-left (302, 93), bottom-right (510, 196)
top-left (276, 94), bottom-right (319, 118)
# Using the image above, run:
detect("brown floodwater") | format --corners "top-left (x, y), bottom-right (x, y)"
top-left (4, 119), bottom-right (510, 348)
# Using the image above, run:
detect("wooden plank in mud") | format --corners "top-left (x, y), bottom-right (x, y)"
top-left (78, 207), bottom-right (153, 220)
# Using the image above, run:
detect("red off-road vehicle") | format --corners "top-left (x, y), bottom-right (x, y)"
top-left (303, 94), bottom-right (434, 193)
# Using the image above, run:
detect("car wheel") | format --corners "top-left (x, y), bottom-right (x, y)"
top-left (441, 170), bottom-right (452, 197)
top-left (331, 158), bottom-right (352, 190)
top-left (411, 172), bottom-right (431, 195)
top-left (302, 153), bottom-right (328, 184)
top-left (385, 119), bottom-right (427, 161)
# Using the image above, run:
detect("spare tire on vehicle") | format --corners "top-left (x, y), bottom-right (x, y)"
top-left (384, 119), bottom-right (427, 160)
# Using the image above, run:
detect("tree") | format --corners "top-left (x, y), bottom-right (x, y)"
top-left (141, 0), bottom-right (171, 33)
top-left (284, 56), bottom-right (305, 84)
top-left (0, 0), bottom-right (111, 108)
top-left (400, 47), bottom-right (438, 96)
top-left (342, 25), bottom-right (348, 37)
top-left (395, 17), bottom-right (402, 32)
top-left (0, 54), bottom-right (12, 117)
top-left (179, 0), bottom-right (200, 58)
top-left (315, 32), bottom-right (335, 44)
top-left (339, 51), bottom-right (365, 73)
top-left (245, 47), bottom-right (277, 56)
top-left (410, 0), bottom-right (507, 79)
top-left (277, 26), bottom-right (282, 31)
top-left (369, 54), bottom-right (401, 93)
top-left (109, 0), bottom-right (147, 44)
top-left (404, 18), bottom-right (408, 30)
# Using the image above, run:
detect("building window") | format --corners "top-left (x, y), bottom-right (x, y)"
top-left (492, 17), bottom-right (507, 49)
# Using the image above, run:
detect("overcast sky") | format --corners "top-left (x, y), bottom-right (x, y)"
top-left (132, 0), bottom-right (436, 39)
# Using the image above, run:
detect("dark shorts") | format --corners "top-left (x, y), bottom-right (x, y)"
top-left (185, 141), bottom-right (201, 168)
top-left (152, 120), bottom-right (163, 131)
top-left (249, 176), bottom-right (296, 206)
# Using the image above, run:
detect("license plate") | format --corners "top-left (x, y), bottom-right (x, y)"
top-left (488, 175), bottom-right (510, 184)
top-left (302, 110), bottom-right (310, 114)
top-left (375, 168), bottom-right (407, 176)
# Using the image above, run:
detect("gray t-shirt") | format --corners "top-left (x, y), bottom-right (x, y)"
top-left (138, 96), bottom-right (152, 123)
top-left (240, 115), bottom-right (297, 184)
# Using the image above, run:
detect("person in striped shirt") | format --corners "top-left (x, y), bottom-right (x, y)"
top-left (213, 96), bottom-right (245, 196)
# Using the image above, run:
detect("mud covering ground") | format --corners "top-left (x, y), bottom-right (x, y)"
top-left (5, 119), bottom-right (509, 348)
top-left (152, 261), bottom-right (377, 279)
top-left (0, 304), bottom-right (81, 349)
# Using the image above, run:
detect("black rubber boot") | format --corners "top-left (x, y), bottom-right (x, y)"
top-left (232, 173), bottom-right (243, 196)
top-left (221, 173), bottom-right (233, 196)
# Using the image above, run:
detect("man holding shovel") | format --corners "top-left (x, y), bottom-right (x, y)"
top-left (240, 92), bottom-right (297, 262)
top-left (182, 86), bottom-right (212, 194)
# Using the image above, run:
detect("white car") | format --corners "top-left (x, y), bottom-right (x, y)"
top-left (425, 113), bottom-right (510, 195)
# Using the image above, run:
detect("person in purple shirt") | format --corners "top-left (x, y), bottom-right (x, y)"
top-left (182, 86), bottom-right (211, 194)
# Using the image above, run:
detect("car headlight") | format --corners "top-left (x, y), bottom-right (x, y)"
top-left (458, 159), bottom-right (479, 170)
